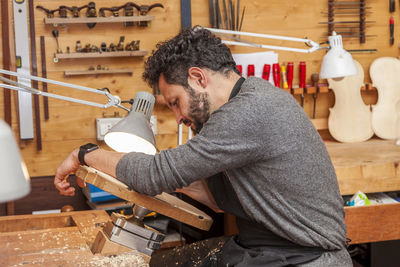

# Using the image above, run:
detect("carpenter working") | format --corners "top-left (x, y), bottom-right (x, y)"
top-left (54, 26), bottom-right (352, 266)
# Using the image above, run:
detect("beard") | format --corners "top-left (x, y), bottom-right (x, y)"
top-left (184, 85), bottom-right (211, 134)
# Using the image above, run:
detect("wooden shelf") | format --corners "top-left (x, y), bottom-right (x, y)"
top-left (44, 15), bottom-right (155, 26)
top-left (55, 50), bottom-right (147, 60)
top-left (64, 68), bottom-right (133, 77)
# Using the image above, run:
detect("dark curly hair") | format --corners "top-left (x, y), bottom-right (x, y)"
top-left (143, 26), bottom-right (240, 90)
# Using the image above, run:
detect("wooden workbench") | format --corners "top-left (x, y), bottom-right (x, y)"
top-left (0, 210), bottom-right (148, 266)
top-left (326, 139), bottom-right (400, 245)
top-left (225, 139), bottom-right (400, 245)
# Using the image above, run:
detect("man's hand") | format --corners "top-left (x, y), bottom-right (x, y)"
top-left (54, 147), bottom-right (125, 196)
top-left (54, 148), bottom-right (84, 196)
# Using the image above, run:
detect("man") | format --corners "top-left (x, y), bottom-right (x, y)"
top-left (55, 26), bottom-right (352, 266)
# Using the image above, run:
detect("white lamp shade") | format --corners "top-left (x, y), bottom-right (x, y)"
top-left (320, 34), bottom-right (358, 79)
top-left (0, 120), bottom-right (30, 202)
top-left (104, 112), bottom-right (156, 155)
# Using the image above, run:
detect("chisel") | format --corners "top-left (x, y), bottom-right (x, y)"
top-left (287, 62), bottom-right (294, 90)
top-left (390, 16), bottom-right (394, 45)
top-left (311, 73), bottom-right (319, 119)
top-left (299, 62), bottom-right (306, 107)
top-left (262, 64), bottom-right (270, 81)
top-left (247, 64), bottom-right (255, 77)
top-left (272, 63), bottom-right (280, 87)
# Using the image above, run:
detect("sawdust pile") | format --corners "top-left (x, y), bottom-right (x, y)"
top-left (79, 252), bottom-right (149, 267)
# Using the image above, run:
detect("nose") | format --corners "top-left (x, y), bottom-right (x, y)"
top-left (173, 109), bottom-right (183, 124)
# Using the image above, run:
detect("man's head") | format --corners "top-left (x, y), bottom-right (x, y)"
top-left (143, 26), bottom-right (240, 133)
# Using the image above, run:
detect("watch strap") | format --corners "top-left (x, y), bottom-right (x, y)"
top-left (78, 143), bottom-right (99, 166)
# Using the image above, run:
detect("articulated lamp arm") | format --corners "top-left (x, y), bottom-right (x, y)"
top-left (206, 28), bottom-right (325, 53)
top-left (0, 69), bottom-right (129, 111)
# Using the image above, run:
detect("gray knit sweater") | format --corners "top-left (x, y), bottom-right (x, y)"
top-left (116, 77), bottom-right (347, 251)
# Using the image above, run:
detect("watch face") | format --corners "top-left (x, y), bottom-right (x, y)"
top-left (82, 143), bottom-right (98, 152)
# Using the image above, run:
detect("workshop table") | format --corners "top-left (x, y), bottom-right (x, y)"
top-left (0, 210), bottom-right (148, 266)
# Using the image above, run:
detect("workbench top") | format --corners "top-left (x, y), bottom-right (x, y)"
top-left (325, 139), bottom-right (400, 195)
top-left (0, 210), bottom-right (148, 266)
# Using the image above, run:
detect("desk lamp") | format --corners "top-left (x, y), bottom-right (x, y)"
top-left (206, 28), bottom-right (357, 79)
top-left (0, 69), bottom-right (156, 200)
top-left (0, 120), bottom-right (30, 202)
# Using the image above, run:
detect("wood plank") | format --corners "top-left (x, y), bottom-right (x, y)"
top-left (345, 203), bottom-right (400, 244)
top-left (326, 139), bottom-right (400, 195)
top-left (75, 165), bottom-right (213, 231)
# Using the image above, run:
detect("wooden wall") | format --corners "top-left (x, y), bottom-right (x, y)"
top-left (0, 0), bottom-right (397, 178)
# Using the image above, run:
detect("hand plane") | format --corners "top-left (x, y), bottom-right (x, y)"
top-left (104, 211), bottom-right (165, 255)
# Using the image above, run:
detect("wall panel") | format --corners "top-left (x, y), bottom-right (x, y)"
top-left (0, 0), bottom-right (396, 178)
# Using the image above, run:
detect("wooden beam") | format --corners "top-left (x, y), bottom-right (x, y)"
top-left (75, 166), bottom-right (213, 231)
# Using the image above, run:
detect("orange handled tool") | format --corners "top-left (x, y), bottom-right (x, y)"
top-left (262, 64), bottom-right (271, 81)
top-left (272, 63), bottom-right (280, 87)
top-left (281, 66), bottom-right (288, 89)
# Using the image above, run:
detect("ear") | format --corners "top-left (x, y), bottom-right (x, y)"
top-left (187, 67), bottom-right (207, 89)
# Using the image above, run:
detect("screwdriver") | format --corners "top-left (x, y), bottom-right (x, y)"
top-left (281, 66), bottom-right (288, 89)
top-left (311, 73), bottom-right (319, 119)
top-left (390, 16), bottom-right (394, 45)
top-left (247, 64), bottom-right (255, 77)
top-left (286, 62), bottom-right (294, 90)
top-left (299, 61), bottom-right (306, 107)
top-left (272, 63), bottom-right (280, 87)
top-left (262, 64), bottom-right (271, 81)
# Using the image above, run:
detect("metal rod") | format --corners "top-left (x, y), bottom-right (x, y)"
top-left (0, 69), bottom-right (129, 111)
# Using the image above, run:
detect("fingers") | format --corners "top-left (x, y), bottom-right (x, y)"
top-left (54, 178), bottom-right (76, 196)
top-left (77, 177), bottom-right (86, 188)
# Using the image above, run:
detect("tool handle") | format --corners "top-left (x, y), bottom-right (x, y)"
top-left (390, 0), bottom-right (395, 12)
top-left (262, 64), bottom-right (271, 81)
top-left (287, 62), bottom-right (294, 89)
top-left (272, 63), bottom-right (280, 87)
top-left (52, 29), bottom-right (59, 38)
top-left (299, 61), bottom-right (306, 89)
top-left (237, 65), bottom-right (242, 76)
top-left (390, 16), bottom-right (394, 45)
top-left (281, 66), bottom-right (288, 89)
top-left (247, 64), bottom-right (255, 77)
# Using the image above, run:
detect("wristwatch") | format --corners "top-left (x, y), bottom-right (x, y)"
top-left (78, 143), bottom-right (99, 166)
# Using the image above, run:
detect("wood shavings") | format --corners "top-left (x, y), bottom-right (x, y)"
top-left (76, 252), bottom-right (148, 267)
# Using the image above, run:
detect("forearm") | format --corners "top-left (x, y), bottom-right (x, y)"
top-left (84, 148), bottom-right (125, 177)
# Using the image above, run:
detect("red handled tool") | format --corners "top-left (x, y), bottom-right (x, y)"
top-left (272, 63), bottom-right (280, 87)
top-left (299, 61), bottom-right (306, 107)
top-left (262, 64), bottom-right (271, 81)
top-left (237, 65), bottom-right (242, 75)
top-left (287, 62), bottom-right (294, 90)
top-left (390, 16), bottom-right (394, 45)
top-left (247, 64), bottom-right (255, 77)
